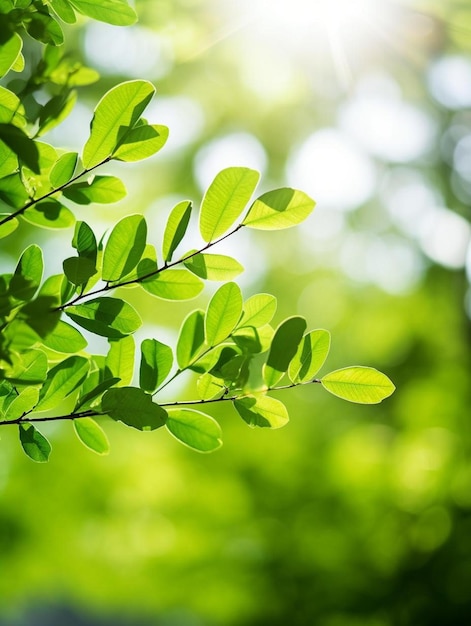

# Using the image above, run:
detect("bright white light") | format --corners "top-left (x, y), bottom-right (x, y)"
top-left (418, 208), bottom-right (471, 269)
top-left (428, 56), bottom-right (471, 110)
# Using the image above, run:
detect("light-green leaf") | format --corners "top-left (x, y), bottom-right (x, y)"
top-left (19, 424), bottom-right (51, 463)
top-left (105, 336), bottom-right (135, 386)
top-left (22, 199), bottom-right (75, 229)
top-left (82, 80), bottom-right (155, 168)
top-left (102, 387), bottom-right (167, 431)
top-left (166, 408), bottom-right (222, 453)
top-left (36, 355), bottom-right (90, 411)
top-left (49, 151), bottom-right (78, 188)
top-left (162, 200), bottom-right (192, 263)
top-left (263, 316), bottom-right (307, 387)
top-left (238, 293), bottom-right (277, 328)
top-left (196, 373), bottom-right (225, 400)
top-left (11, 244), bottom-right (43, 302)
top-left (102, 214), bottom-right (147, 282)
top-left (74, 418), bottom-right (110, 455)
top-left (176, 309), bottom-right (205, 369)
top-left (112, 123), bottom-right (168, 162)
top-left (184, 252), bottom-right (244, 281)
top-left (62, 175), bottom-right (126, 205)
top-left (66, 297), bottom-right (141, 339)
top-left (40, 320), bottom-right (87, 353)
top-left (288, 329), bottom-right (331, 383)
top-left (141, 269), bottom-right (204, 300)
top-left (199, 167), bottom-right (260, 242)
top-left (205, 282), bottom-right (243, 347)
top-left (243, 188), bottom-right (315, 230)
top-left (5, 387), bottom-right (39, 420)
top-left (0, 32), bottom-right (23, 79)
top-left (139, 338), bottom-right (173, 394)
top-left (234, 394), bottom-right (289, 429)
top-left (68, 0), bottom-right (137, 26)
top-left (321, 367), bottom-right (396, 404)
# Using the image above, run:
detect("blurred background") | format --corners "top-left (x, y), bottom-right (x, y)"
top-left (1, 0), bottom-right (471, 624)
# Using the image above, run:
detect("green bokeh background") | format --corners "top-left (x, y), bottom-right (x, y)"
top-left (1, 0), bottom-right (471, 624)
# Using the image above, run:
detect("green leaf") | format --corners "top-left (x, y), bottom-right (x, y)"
top-left (66, 297), bottom-right (142, 339)
top-left (25, 10), bottom-right (64, 46)
top-left (232, 324), bottom-right (274, 354)
top-left (68, 0), bottom-right (137, 25)
top-left (74, 418), bottom-right (110, 454)
top-left (0, 173), bottom-right (28, 208)
top-left (105, 336), bottom-right (135, 386)
top-left (63, 256), bottom-right (96, 286)
top-left (0, 32), bottom-right (22, 79)
top-left (48, 0), bottom-right (77, 23)
top-left (118, 243), bottom-right (157, 283)
top-left (205, 282), bottom-right (243, 347)
top-left (72, 220), bottom-right (97, 261)
top-left (162, 200), bottom-right (192, 263)
top-left (141, 269), bottom-right (204, 301)
top-left (102, 214), bottom-right (147, 282)
top-left (166, 408), bottom-right (222, 453)
top-left (184, 252), bottom-right (244, 281)
top-left (0, 85), bottom-right (26, 126)
top-left (112, 123), bottom-right (168, 162)
top-left (62, 175), bottom-right (126, 205)
top-left (243, 188), bottom-right (315, 230)
top-left (238, 293), bottom-right (277, 328)
top-left (37, 90), bottom-right (77, 136)
top-left (82, 80), bottom-right (155, 169)
top-left (49, 151), bottom-right (78, 188)
top-left (0, 215), bottom-right (18, 239)
top-left (139, 338), bottom-right (173, 394)
top-left (11, 244), bottom-right (43, 302)
top-left (36, 355), bottom-right (90, 411)
top-left (74, 376), bottom-right (120, 411)
top-left (0, 124), bottom-right (40, 173)
top-left (4, 387), bottom-right (39, 420)
top-left (4, 349), bottom-right (48, 386)
top-left (22, 199), bottom-right (75, 229)
top-left (288, 329), bottom-right (331, 383)
top-left (263, 316), bottom-right (307, 387)
top-left (196, 373), bottom-right (225, 400)
top-left (199, 167), bottom-right (260, 242)
top-left (234, 394), bottom-right (289, 429)
top-left (321, 367), bottom-right (396, 404)
top-left (102, 387), bottom-right (167, 431)
top-left (40, 320), bottom-right (87, 353)
top-left (0, 139), bottom-right (18, 178)
top-left (19, 423), bottom-right (51, 462)
top-left (176, 309), bottom-right (205, 369)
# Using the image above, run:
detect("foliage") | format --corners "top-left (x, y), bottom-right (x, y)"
top-left (0, 0), bottom-right (394, 462)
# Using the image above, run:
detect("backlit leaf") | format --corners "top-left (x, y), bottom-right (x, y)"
top-left (40, 320), bottom-right (87, 353)
top-left (321, 367), bottom-right (396, 404)
top-left (141, 269), bottom-right (204, 300)
top-left (166, 408), bottom-right (222, 452)
top-left (0, 32), bottom-right (22, 79)
top-left (36, 355), bottom-right (89, 411)
top-left (102, 386), bottom-right (167, 431)
top-left (66, 297), bottom-right (142, 338)
top-left (102, 214), bottom-right (147, 282)
top-left (74, 418), bottom-right (110, 455)
top-left (112, 123), bottom-right (168, 161)
top-left (243, 188), bottom-right (315, 230)
top-left (68, 0), bottom-right (137, 26)
top-left (63, 175), bottom-right (126, 205)
top-left (184, 252), bottom-right (244, 281)
top-left (205, 282), bottom-right (243, 347)
top-left (288, 329), bottom-right (331, 383)
top-left (4, 387), bottom-right (39, 420)
top-left (176, 309), bottom-right (205, 369)
top-left (139, 338), bottom-right (173, 393)
top-left (162, 200), bottom-right (192, 263)
top-left (238, 293), bottom-right (277, 329)
top-left (234, 394), bottom-right (289, 429)
top-left (105, 336), bottom-right (135, 386)
top-left (263, 316), bottom-right (307, 388)
top-left (22, 199), bottom-right (75, 229)
top-left (19, 424), bottom-right (51, 462)
top-left (49, 151), bottom-right (78, 188)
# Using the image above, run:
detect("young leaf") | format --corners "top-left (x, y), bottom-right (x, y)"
top-left (5, 387), bottom-right (39, 420)
top-left (162, 200), bottom-right (192, 263)
top-left (102, 214), bottom-right (147, 282)
top-left (199, 167), bottom-right (260, 242)
top-left (49, 151), bottom-right (78, 188)
top-left (234, 394), bottom-right (289, 429)
top-left (141, 269), bottom-right (204, 301)
top-left (72, 220), bottom-right (97, 261)
top-left (4, 349), bottom-right (48, 386)
top-left (62, 175), bottom-right (126, 205)
top-left (36, 355), bottom-right (90, 411)
top-left (48, 0), bottom-right (77, 23)
top-left (74, 418), bottom-right (110, 455)
top-left (112, 123), bottom-right (169, 162)
top-left (102, 387), bottom-right (167, 431)
top-left (263, 316), bottom-right (307, 388)
top-left (321, 367), bottom-right (396, 404)
top-left (0, 32), bottom-right (23, 79)
top-left (0, 215), bottom-right (18, 239)
top-left (68, 0), bottom-right (137, 26)
top-left (243, 188), bottom-right (315, 230)
top-left (0, 124), bottom-right (40, 173)
top-left (237, 293), bottom-right (277, 328)
top-left (288, 329), bottom-right (331, 383)
top-left (183, 252), bottom-right (244, 281)
top-left (82, 80), bottom-right (155, 168)
top-left (19, 423), bottom-right (51, 463)
top-left (166, 409), bottom-right (222, 453)
top-left (139, 338), bottom-right (173, 393)
top-left (40, 320), bottom-right (87, 353)
top-left (0, 86), bottom-right (26, 126)
top-left (25, 10), bottom-right (64, 46)
top-left (196, 373), bottom-right (225, 400)
top-left (22, 199), bottom-right (75, 229)
top-left (66, 297), bottom-right (142, 338)
top-left (176, 309), bottom-right (205, 369)
top-left (11, 244), bottom-right (43, 302)
top-left (232, 324), bottom-right (274, 354)
top-left (205, 282), bottom-right (243, 347)
top-left (105, 336), bottom-right (135, 386)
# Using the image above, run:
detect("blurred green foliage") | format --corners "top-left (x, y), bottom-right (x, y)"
top-left (1, 0), bottom-right (471, 624)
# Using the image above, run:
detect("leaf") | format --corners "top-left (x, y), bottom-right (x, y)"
top-left (19, 424), bottom-right (51, 462)
top-left (118, 243), bottom-right (157, 283)
top-left (199, 167), bottom-right (260, 242)
top-left (49, 151), bottom-right (78, 189)
top-left (40, 320), bottom-right (87, 353)
top-left (82, 80), bottom-right (155, 169)
top-left (37, 90), bottom-right (76, 136)
top-left (162, 200), bottom-right (192, 263)
top-left (243, 188), bottom-right (315, 230)
top-left (166, 409), bottom-right (222, 453)
top-left (205, 282), bottom-right (243, 347)
top-left (234, 394), bottom-right (289, 429)
top-left (5, 387), bottom-right (39, 420)
top-left (74, 418), bottom-right (109, 455)
top-left (321, 367), bottom-right (396, 404)
top-left (72, 220), bottom-right (97, 261)
top-left (66, 297), bottom-right (142, 338)
top-left (141, 269), bottom-right (204, 301)
top-left (176, 309), bottom-right (205, 369)
top-left (25, 10), bottom-right (64, 46)
top-left (112, 123), bottom-right (168, 162)
top-left (139, 338), bottom-right (173, 393)
top-left (0, 173), bottom-right (28, 208)
top-left (0, 85), bottom-right (26, 126)
top-left (105, 336), bottom-right (135, 386)
top-left (0, 32), bottom-right (22, 79)
top-left (0, 215), bottom-right (18, 239)
top-left (22, 199), bottom-right (75, 229)
top-left (184, 252), bottom-right (244, 281)
top-left (102, 387), bottom-right (167, 431)
top-left (263, 316), bottom-right (307, 388)
top-left (238, 293), bottom-right (277, 328)
top-left (102, 214), bottom-right (147, 282)
top-left (68, 0), bottom-right (137, 26)
top-left (62, 175), bottom-right (126, 205)
top-left (288, 329), bottom-right (331, 383)
top-left (48, 0), bottom-right (77, 23)
top-left (74, 376), bottom-right (120, 411)
top-left (0, 124), bottom-right (40, 173)
top-left (36, 355), bottom-right (90, 411)
top-left (11, 244), bottom-right (43, 302)
top-left (4, 349), bottom-right (48, 386)
top-left (63, 256), bottom-right (96, 286)
top-left (196, 373), bottom-right (225, 400)
top-left (232, 324), bottom-right (274, 354)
